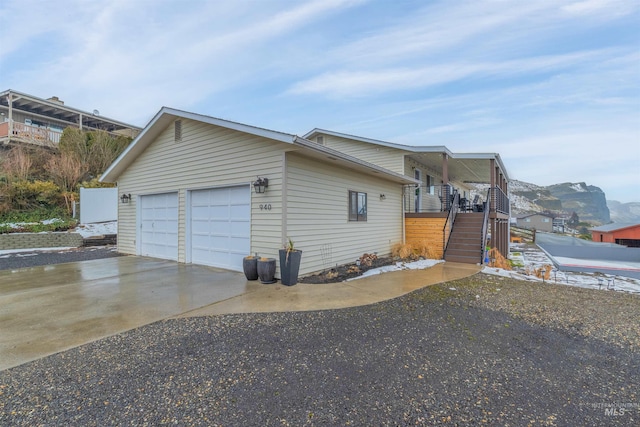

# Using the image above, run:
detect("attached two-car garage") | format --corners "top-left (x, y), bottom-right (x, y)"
top-left (139, 186), bottom-right (250, 271)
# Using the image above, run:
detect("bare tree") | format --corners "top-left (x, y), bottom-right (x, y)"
top-left (1, 146), bottom-right (33, 182)
top-left (45, 152), bottom-right (88, 192)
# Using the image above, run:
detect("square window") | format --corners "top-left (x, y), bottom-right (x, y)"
top-left (349, 191), bottom-right (367, 221)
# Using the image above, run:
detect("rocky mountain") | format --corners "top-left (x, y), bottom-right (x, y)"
top-left (607, 200), bottom-right (640, 223)
top-left (507, 180), bottom-right (610, 224)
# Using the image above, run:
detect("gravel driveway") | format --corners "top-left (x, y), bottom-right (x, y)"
top-left (1, 273), bottom-right (638, 426)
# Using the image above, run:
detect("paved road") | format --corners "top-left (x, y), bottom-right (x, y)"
top-left (0, 246), bottom-right (121, 271)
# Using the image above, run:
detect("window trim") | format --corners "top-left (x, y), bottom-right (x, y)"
top-left (348, 190), bottom-right (367, 222)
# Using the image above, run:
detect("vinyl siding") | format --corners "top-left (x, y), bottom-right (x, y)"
top-left (321, 135), bottom-right (405, 173)
top-left (285, 152), bottom-right (404, 275)
top-left (116, 118), bottom-right (284, 263)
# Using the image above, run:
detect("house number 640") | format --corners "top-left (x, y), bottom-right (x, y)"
top-left (260, 204), bottom-right (272, 211)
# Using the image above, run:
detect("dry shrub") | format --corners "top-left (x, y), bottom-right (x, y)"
top-left (534, 264), bottom-right (553, 280)
top-left (1, 146), bottom-right (33, 182)
top-left (413, 239), bottom-right (439, 259)
top-left (347, 265), bottom-right (361, 274)
top-left (488, 247), bottom-right (511, 270)
top-left (392, 242), bottom-right (414, 259)
top-left (359, 253), bottom-right (378, 267)
top-left (45, 153), bottom-right (87, 192)
top-left (324, 270), bottom-right (339, 280)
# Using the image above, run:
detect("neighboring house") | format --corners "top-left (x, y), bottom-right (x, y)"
top-left (0, 89), bottom-right (142, 148)
top-left (515, 213), bottom-right (554, 232)
top-left (590, 223), bottom-right (640, 248)
top-left (100, 108), bottom-right (416, 276)
top-left (304, 129), bottom-right (511, 264)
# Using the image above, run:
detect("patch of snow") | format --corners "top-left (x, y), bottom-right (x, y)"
top-left (0, 247), bottom-right (76, 255)
top-left (72, 221), bottom-right (117, 238)
top-left (41, 218), bottom-right (63, 225)
top-left (483, 244), bottom-right (640, 294)
top-left (347, 259), bottom-right (444, 281)
top-left (570, 183), bottom-right (586, 192)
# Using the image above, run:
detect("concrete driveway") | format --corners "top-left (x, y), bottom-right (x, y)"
top-left (1, 256), bottom-right (481, 372)
top-left (0, 256), bottom-right (252, 371)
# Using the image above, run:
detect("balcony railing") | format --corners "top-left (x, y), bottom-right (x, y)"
top-left (0, 121), bottom-right (62, 147)
top-left (490, 186), bottom-right (510, 215)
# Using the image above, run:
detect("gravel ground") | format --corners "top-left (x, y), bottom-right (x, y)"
top-left (0, 246), bottom-right (121, 271)
top-left (1, 273), bottom-right (638, 426)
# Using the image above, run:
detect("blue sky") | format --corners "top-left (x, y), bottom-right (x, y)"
top-left (1, 0), bottom-right (639, 203)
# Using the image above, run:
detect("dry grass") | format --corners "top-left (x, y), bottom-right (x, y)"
top-left (392, 241), bottom-right (439, 260)
top-left (488, 247), bottom-right (511, 270)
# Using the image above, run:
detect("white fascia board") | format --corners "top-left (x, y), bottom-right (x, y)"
top-left (293, 136), bottom-right (418, 185)
top-left (304, 128), bottom-right (453, 156)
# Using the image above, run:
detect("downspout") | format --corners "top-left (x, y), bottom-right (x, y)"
top-left (402, 185), bottom-right (406, 244)
top-left (281, 151), bottom-right (288, 247)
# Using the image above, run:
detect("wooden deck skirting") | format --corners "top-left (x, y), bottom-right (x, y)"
top-left (405, 214), bottom-right (448, 259)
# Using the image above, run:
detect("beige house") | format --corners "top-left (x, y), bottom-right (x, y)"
top-left (102, 107), bottom-right (512, 276)
top-left (515, 213), bottom-right (554, 233)
top-left (0, 89), bottom-right (141, 148)
top-left (100, 108), bottom-right (416, 276)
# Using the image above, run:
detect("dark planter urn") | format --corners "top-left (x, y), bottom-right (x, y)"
top-left (257, 258), bottom-right (277, 284)
top-left (279, 249), bottom-right (302, 286)
top-left (243, 256), bottom-right (258, 280)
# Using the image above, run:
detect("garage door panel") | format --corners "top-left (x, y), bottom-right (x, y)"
top-left (229, 205), bottom-right (249, 218)
top-left (230, 221), bottom-right (250, 236)
top-left (140, 193), bottom-right (178, 261)
top-left (229, 237), bottom-right (250, 252)
top-left (189, 186), bottom-right (250, 271)
top-left (229, 187), bottom-right (248, 202)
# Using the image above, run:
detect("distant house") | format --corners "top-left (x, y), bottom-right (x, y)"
top-left (590, 223), bottom-right (640, 248)
top-left (515, 213), bottom-right (554, 232)
top-left (0, 89), bottom-right (142, 148)
top-left (100, 108), bottom-right (511, 277)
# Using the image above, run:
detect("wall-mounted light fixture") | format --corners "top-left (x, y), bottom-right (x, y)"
top-left (253, 177), bottom-right (269, 194)
top-left (379, 194), bottom-right (386, 200)
top-left (120, 193), bottom-right (131, 204)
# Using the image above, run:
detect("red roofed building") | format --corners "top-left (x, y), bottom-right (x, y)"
top-left (590, 223), bottom-right (640, 248)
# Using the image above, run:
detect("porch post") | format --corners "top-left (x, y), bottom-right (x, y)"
top-left (489, 159), bottom-right (496, 250)
top-left (442, 153), bottom-right (449, 185)
top-left (7, 91), bottom-right (13, 137)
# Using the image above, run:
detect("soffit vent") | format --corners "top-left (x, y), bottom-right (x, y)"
top-left (174, 119), bottom-right (182, 143)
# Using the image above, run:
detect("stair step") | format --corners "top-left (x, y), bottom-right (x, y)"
top-left (445, 254), bottom-right (481, 264)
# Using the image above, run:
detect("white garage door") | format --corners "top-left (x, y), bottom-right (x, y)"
top-left (140, 193), bottom-right (179, 261)
top-left (190, 186), bottom-right (250, 271)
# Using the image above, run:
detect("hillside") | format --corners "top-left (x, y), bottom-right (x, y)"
top-left (485, 180), bottom-right (612, 225)
top-left (608, 200), bottom-right (640, 223)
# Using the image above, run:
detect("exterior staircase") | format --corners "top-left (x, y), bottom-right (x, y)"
top-left (444, 213), bottom-right (485, 264)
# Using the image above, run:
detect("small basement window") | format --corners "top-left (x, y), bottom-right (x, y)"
top-left (349, 191), bottom-right (367, 221)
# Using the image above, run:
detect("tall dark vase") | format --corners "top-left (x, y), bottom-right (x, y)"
top-left (243, 256), bottom-right (258, 280)
top-left (257, 258), bottom-right (277, 284)
top-left (279, 249), bottom-right (302, 286)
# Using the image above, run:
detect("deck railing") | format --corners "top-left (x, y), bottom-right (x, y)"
top-left (491, 186), bottom-right (509, 215)
top-left (442, 189), bottom-right (460, 253)
top-left (480, 188), bottom-right (492, 263)
top-left (0, 121), bottom-right (62, 147)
